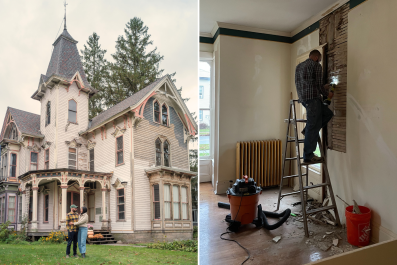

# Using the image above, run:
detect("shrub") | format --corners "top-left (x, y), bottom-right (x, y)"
top-left (146, 240), bottom-right (197, 252)
top-left (0, 221), bottom-right (12, 242)
top-left (193, 226), bottom-right (198, 239)
top-left (39, 231), bottom-right (67, 244)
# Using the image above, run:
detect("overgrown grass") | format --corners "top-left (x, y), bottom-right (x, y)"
top-left (0, 243), bottom-right (197, 264)
top-left (146, 240), bottom-right (197, 253)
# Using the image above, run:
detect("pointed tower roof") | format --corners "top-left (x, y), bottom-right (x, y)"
top-left (32, 28), bottom-right (97, 100)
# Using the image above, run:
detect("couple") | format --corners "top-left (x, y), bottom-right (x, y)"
top-left (66, 204), bottom-right (89, 258)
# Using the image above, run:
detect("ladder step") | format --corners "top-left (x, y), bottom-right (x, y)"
top-left (280, 191), bottom-right (301, 197)
top-left (284, 119), bottom-right (307, 124)
top-left (287, 139), bottom-right (305, 143)
top-left (303, 183), bottom-right (328, 190)
top-left (283, 173), bottom-right (307, 179)
top-left (306, 205), bottom-right (336, 215)
top-left (301, 160), bottom-right (325, 165)
top-left (285, 157), bottom-right (303, 161)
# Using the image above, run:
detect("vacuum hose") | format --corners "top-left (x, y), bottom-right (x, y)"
top-left (218, 202), bottom-right (291, 230)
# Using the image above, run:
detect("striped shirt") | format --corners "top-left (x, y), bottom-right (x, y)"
top-left (66, 211), bottom-right (79, 232)
top-left (295, 59), bottom-right (328, 103)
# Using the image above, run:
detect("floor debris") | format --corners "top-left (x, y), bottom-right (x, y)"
top-left (333, 239), bottom-right (339, 247)
top-left (273, 236), bottom-right (282, 243)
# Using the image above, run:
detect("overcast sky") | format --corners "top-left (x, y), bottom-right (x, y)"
top-left (0, 0), bottom-right (198, 124)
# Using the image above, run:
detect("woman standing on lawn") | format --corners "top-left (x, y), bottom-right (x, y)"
top-left (70, 206), bottom-right (89, 258)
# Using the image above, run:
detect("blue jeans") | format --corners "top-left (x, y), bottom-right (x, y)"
top-left (301, 98), bottom-right (333, 160)
top-left (78, 227), bottom-right (88, 254)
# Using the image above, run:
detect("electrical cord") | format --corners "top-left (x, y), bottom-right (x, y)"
top-left (220, 193), bottom-right (251, 265)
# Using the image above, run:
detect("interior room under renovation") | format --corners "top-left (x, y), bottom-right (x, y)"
top-left (199, 0), bottom-right (397, 264)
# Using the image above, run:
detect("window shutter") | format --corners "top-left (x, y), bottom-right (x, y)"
top-left (319, 3), bottom-right (349, 153)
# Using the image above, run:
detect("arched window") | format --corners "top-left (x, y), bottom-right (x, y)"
top-left (46, 101), bottom-right (51, 126)
top-left (155, 138), bottom-right (162, 166)
top-left (154, 101), bottom-right (160, 123)
top-left (163, 140), bottom-right (170, 167)
top-left (68, 100), bottom-right (77, 123)
top-left (162, 104), bottom-right (168, 126)
top-left (5, 123), bottom-right (17, 140)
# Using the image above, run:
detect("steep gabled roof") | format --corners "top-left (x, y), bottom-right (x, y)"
top-left (7, 107), bottom-right (42, 137)
top-left (88, 76), bottom-right (167, 129)
top-left (45, 29), bottom-right (90, 89)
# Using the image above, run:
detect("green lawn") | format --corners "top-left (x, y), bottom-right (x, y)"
top-left (0, 243), bottom-right (197, 264)
top-left (199, 129), bottom-right (209, 134)
top-left (199, 144), bottom-right (209, 151)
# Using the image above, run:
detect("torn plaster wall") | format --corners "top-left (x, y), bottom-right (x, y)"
top-left (328, 0), bottom-right (397, 243)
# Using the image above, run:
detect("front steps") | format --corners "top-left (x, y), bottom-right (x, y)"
top-left (87, 230), bottom-right (117, 245)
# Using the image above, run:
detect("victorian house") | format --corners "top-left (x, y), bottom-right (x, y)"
top-left (0, 25), bottom-right (197, 243)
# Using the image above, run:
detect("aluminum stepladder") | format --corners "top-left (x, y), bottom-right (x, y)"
top-left (276, 99), bottom-right (341, 237)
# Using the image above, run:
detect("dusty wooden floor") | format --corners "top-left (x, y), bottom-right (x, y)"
top-left (199, 182), bottom-right (357, 265)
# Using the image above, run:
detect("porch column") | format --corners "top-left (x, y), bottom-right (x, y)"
top-left (61, 186), bottom-right (67, 231)
top-left (80, 187), bottom-right (85, 207)
top-left (31, 187), bottom-right (38, 231)
top-left (101, 188), bottom-right (108, 230)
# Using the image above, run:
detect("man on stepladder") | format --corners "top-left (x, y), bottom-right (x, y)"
top-left (295, 49), bottom-right (334, 164)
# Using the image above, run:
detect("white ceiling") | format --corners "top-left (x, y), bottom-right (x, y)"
top-left (200, 0), bottom-right (340, 34)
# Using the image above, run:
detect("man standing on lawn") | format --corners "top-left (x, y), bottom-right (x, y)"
top-left (66, 204), bottom-right (79, 258)
top-left (295, 49), bottom-right (334, 164)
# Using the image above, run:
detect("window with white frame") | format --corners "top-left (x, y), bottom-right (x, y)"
top-left (10, 154), bottom-right (17, 177)
top-left (46, 101), bottom-right (51, 126)
top-left (44, 194), bottom-right (49, 222)
top-left (68, 100), bottom-right (77, 123)
top-left (1, 153), bottom-right (7, 179)
top-left (155, 138), bottom-right (171, 167)
top-left (30, 152), bottom-right (38, 171)
top-left (18, 195), bottom-right (22, 223)
top-left (116, 136), bottom-right (124, 166)
top-left (153, 100), bottom-right (170, 126)
top-left (8, 196), bottom-right (15, 222)
top-left (68, 148), bottom-right (77, 169)
top-left (153, 184), bottom-right (160, 220)
top-left (181, 186), bottom-right (188, 220)
top-left (117, 189), bottom-right (125, 220)
top-left (199, 61), bottom-right (212, 158)
top-left (172, 185), bottom-right (180, 220)
top-left (162, 104), bottom-right (168, 126)
top-left (45, 149), bottom-right (49, 169)
top-left (89, 149), bottom-right (94, 172)
top-left (164, 184), bottom-right (171, 219)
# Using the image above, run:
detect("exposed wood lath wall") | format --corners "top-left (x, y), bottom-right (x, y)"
top-left (319, 3), bottom-right (349, 153)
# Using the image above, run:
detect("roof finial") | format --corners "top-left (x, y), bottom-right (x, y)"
top-left (64, 0), bottom-right (68, 30)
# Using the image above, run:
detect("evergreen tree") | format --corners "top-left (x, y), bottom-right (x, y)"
top-left (80, 33), bottom-right (108, 119)
top-left (110, 17), bottom-right (168, 97)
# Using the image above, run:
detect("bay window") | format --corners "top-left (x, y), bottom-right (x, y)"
top-left (172, 185), bottom-right (180, 220)
top-left (8, 196), bottom-right (15, 222)
top-left (153, 184), bottom-right (160, 220)
top-left (181, 186), bottom-right (188, 220)
top-left (164, 184), bottom-right (171, 219)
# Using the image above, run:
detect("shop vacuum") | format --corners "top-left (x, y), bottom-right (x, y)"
top-left (218, 176), bottom-right (291, 232)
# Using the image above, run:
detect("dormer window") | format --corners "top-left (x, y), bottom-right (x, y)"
top-left (68, 100), bottom-right (77, 123)
top-left (46, 101), bottom-right (51, 126)
top-left (5, 123), bottom-right (18, 140)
